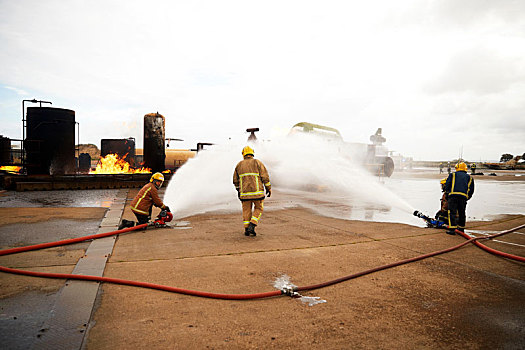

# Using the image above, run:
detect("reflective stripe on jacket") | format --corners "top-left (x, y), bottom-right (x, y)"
top-left (130, 182), bottom-right (166, 215)
top-left (444, 171), bottom-right (474, 200)
top-left (233, 156), bottom-right (271, 201)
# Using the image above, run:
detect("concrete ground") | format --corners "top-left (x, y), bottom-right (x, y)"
top-left (0, 175), bottom-right (524, 349)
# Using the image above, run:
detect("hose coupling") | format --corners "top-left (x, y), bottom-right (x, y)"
top-left (281, 287), bottom-right (300, 298)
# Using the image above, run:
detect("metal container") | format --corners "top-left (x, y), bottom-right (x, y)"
top-left (101, 138), bottom-right (136, 166)
top-left (0, 135), bottom-right (11, 164)
top-left (25, 107), bottom-right (76, 175)
top-left (78, 153), bottom-right (92, 173)
top-left (143, 113), bottom-right (165, 172)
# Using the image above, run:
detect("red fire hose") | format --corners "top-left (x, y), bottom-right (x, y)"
top-left (0, 222), bottom-right (523, 299)
top-left (456, 226), bottom-right (525, 263)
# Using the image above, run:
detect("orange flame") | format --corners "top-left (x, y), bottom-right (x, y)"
top-left (89, 154), bottom-right (151, 174)
top-left (0, 166), bottom-right (21, 173)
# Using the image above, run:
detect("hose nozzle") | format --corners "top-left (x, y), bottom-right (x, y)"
top-left (413, 210), bottom-right (423, 218)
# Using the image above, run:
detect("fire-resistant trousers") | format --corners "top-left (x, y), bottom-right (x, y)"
top-left (448, 196), bottom-right (467, 230)
top-left (241, 199), bottom-right (264, 227)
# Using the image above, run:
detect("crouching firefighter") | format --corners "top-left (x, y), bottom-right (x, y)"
top-left (444, 162), bottom-right (474, 235)
top-left (233, 146), bottom-right (271, 237)
top-left (119, 172), bottom-right (171, 230)
top-left (435, 178), bottom-right (449, 223)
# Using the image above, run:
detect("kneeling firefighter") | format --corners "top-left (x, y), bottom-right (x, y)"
top-left (233, 146), bottom-right (271, 236)
top-left (435, 178), bottom-right (449, 223)
top-left (119, 172), bottom-right (171, 229)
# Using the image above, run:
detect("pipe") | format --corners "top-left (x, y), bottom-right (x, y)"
top-left (0, 224), bottom-right (523, 300)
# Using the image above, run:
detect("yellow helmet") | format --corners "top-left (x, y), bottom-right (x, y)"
top-left (150, 172), bottom-right (165, 183)
top-left (455, 162), bottom-right (467, 171)
top-left (440, 178), bottom-right (447, 185)
top-left (242, 146), bottom-right (254, 157)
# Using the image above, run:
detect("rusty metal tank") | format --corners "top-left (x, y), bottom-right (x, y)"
top-left (0, 135), bottom-right (11, 164)
top-left (101, 138), bottom-right (136, 166)
top-left (143, 113), bottom-right (165, 172)
top-left (25, 107), bottom-right (76, 175)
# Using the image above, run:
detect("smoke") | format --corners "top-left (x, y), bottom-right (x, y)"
top-left (164, 133), bottom-right (416, 224)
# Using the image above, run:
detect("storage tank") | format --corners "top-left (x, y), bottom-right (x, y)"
top-left (0, 135), bottom-right (11, 164)
top-left (165, 149), bottom-right (196, 170)
top-left (25, 107), bottom-right (76, 175)
top-left (101, 138), bottom-right (136, 166)
top-left (144, 113), bottom-right (165, 172)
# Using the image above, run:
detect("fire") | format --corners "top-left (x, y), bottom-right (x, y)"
top-left (0, 166), bottom-right (21, 173)
top-left (89, 154), bottom-right (151, 174)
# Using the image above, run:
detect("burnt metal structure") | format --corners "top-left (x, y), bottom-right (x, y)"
top-left (0, 135), bottom-right (10, 164)
top-left (246, 128), bottom-right (259, 141)
top-left (101, 138), bottom-right (136, 166)
top-left (25, 107), bottom-right (76, 175)
top-left (144, 112), bottom-right (165, 172)
top-left (78, 153), bottom-right (92, 173)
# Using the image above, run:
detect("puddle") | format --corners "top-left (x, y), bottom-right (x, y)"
top-left (273, 178), bottom-right (525, 227)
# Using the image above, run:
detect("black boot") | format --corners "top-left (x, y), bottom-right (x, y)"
top-left (446, 229), bottom-right (456, 235)
top-left (118, 219), bottom-right (135, 230)
top-left (248, 222), bottom-right (256, 236)
top-left (244, 226), bottom-right (250, 236)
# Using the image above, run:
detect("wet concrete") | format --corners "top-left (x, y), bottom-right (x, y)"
top-left (0, 197), bottom-right (110, 349)
top-left (273, 175), bottom-right (525, 228)
top-left (0, 189), bottom-right (118, 208)
top-left (0, 290), bottom-right (59, 350)
top-left (0, 219), bottom-right (103, 247)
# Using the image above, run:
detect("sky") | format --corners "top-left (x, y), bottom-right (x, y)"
top-left (1, 0), bottom-right (524, 161)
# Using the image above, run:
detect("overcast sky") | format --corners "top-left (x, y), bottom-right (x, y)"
top-left (1, 0), bottom-right (524, 161)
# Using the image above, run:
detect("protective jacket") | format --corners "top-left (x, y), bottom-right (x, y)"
top-left (233, 156), bottom-right (271, 201)
top-left (130, 182), bottom-right (167, 215)
top-left (444, 171), bottom-right (474, 200)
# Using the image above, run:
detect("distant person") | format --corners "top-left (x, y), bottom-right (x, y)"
top-left (119, 172), bottom-right (170, 229)
top-left (444, 162), bottom-right (474, 235)
top-left (471, 163), bottom-right (476, 175)
top-left (447, 162), bottom-right (451, 174)
top-left (439, 163), bottom-right (443, 174)
top-left (233, 146), bottom-right (271, 237)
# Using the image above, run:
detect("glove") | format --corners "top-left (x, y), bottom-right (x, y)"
top-left (164, 206), bottom-right (171, 212)
top-left (266, 189), bottom-right (271, 197)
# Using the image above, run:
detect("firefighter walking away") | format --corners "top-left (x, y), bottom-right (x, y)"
top-left (233, 146), bottom-right (271, 237)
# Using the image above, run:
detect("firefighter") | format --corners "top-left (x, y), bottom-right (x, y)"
top-left (471, 162), bottom-right (477, 175)
top-left (444, 162), bottom-right (474, 235)
top-left (233, 146), bottom-right (271, 236)
top-left (119, 172), bottom-right (170, 229)
top-left (439, 162), bottom-right (443, 174)
top-left (435, 178), bottom-right (449, 223)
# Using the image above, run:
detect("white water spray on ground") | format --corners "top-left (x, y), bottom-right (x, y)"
top-left (272, 274), bottom-right (326, 306)
top-left (164, 134), bottom-right (416, 223)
